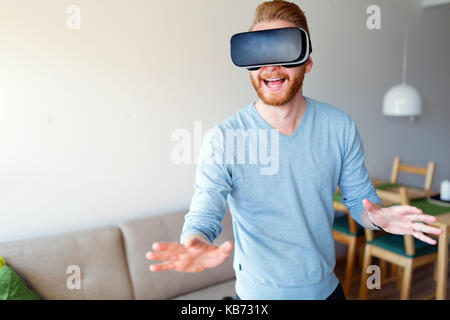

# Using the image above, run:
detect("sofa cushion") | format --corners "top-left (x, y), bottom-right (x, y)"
top-left (120, 207), bottom-right (235, 300)
top-left (172, 278), bottom-right (236, 300)
top-left (0, 226), bottom-right (134, 299)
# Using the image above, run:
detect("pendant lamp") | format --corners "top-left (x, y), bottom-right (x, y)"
top-left (383, 28), bottom-right (423, 121)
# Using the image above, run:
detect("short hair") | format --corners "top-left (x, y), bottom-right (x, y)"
top-left (249, 0), bottom-right (311, 39)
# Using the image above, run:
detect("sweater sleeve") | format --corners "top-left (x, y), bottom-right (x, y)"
top-left (338, 115), bottom-right (383, 227)
top-left (180, 126), bottom-right (232, 244)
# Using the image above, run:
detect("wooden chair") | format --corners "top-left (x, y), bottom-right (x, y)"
top-left (380, 156), bottom-right (436, 278)
top-left (333, 187), bottom-right (366, 296)
top-left (359, 187), bottom-right (440, 299)
top-left (359, 156), bottom-right (438, 300)
top-left (391, 157), bottom-right (436, 196)
top-left (377, 157), bottom-right (436, 203)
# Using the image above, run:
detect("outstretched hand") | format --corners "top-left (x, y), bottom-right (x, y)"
top-left (363, 199), bottom-right (443, 245)
top-left (146, 238), bottom-right (233, 273)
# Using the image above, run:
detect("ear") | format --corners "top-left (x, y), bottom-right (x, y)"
top-left (304, 57), bottom-right (313, 74)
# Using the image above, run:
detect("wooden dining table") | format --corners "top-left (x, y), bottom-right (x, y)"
top-left (333, 178), bottom-right (450, 300)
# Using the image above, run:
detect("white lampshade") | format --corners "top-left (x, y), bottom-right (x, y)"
top-left (383, 84), bottom-right (423, 117)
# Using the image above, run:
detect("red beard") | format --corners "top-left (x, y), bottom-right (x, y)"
top-left (250, 67), bottom-right (305, 106)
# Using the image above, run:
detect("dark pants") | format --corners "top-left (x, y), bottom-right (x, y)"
top-left (235, 283), bottom-right (346, 300)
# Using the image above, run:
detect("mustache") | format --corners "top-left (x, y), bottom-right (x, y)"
top-left (260, 74), bottom-right (289, 80)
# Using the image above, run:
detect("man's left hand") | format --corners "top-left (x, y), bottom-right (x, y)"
top-left (363, 199), bottom-right (443, 245)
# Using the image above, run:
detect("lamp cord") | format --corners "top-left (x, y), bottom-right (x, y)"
top-left (402, 26), bottom-right (408, 85)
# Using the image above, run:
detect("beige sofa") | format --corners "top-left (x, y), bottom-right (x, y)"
top-left (0, 208), bottom-right (236, 300)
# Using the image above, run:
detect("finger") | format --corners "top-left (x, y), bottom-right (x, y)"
top-left (405, 214), bottom-right (438, 223)
top-left (362, 199), bottom-right (375, 212)
top-left (219, 241), bottom-right (233, 254)
top-left (412, 231), bottom-right (437, 245)
top-left (412, 223), bottom-right (443, 235)
top-left (146, 251), bottom-right (173, 261)
top-left (152, 242), bottom-right (182, 251)
top-left (393, 205), bottom-right (423, 215)
top-left (149, 261), bottom-right (176, 272)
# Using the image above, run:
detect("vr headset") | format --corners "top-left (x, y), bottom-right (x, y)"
top-left (230, 27), bottom-right (312, 71)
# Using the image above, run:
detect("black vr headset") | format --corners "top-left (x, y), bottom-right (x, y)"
top-left (230, 27), bottom-right (312, 71)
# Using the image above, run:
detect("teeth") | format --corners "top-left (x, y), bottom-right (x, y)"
top-left (266, 78), bottom-right (283, 82)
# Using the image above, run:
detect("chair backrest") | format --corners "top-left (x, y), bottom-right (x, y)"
top-left (390, 156), bottom-right (437, 256)
top-left (390, 156), bottom-right (436, 196)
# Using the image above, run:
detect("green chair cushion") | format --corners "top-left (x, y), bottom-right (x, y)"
top-left (333, 192), bottom-right (343, 202)
top-left (367, 234), bottom-right (438, 257)
top-left (372, 183), bottom-right (402, 190)
top-left (333, 214), bottom-right (364, 236)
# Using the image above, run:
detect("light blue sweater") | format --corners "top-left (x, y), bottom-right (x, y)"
top-left (180, 97), bottom-right (383, 299)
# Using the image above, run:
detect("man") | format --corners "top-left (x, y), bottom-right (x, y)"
top-left (146, 0), bottom-right (442, 300)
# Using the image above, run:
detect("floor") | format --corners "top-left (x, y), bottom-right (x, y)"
top-left (334, 255), bottom-right (450, 300)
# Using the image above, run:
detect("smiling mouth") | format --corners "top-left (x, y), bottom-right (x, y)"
top-left (263, 78), bottom-right (286, 90)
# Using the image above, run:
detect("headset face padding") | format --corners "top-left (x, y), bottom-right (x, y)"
top-left (230, 27), bottom-right (312, 71)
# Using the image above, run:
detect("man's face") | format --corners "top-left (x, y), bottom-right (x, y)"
top-left (249, 20), bottom-right (312, 107)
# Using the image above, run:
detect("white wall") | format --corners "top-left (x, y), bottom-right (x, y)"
top-left (0, 0), bottom-right (449, 242)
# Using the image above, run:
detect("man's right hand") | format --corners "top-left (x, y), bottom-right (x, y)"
top-left (145, 237), bottom-right (233, 273)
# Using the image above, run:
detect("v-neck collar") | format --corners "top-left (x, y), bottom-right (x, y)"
top-left (249, 97), bottom-right (313, 142)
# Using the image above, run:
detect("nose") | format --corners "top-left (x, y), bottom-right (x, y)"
top-left (261, 65), bottom-right (282, 72)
